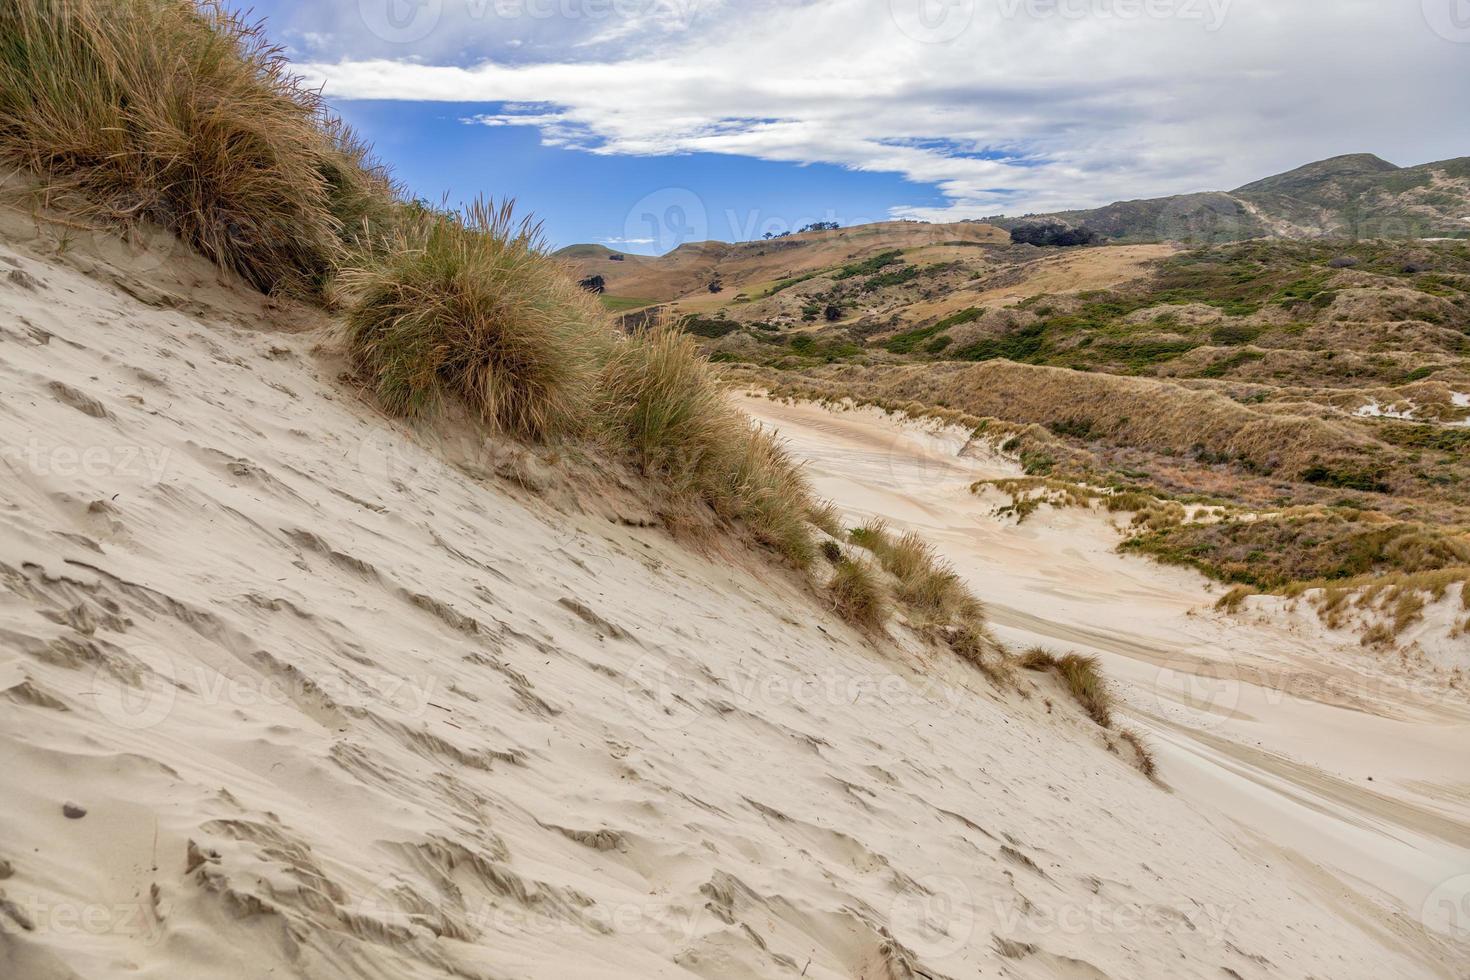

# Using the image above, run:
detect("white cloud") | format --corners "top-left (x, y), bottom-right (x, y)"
top-left (294, 0), bottom-right (1470, 219)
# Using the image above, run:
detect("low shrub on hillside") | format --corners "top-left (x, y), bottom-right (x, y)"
top-left (1122, 511), bottom-right (1470, 590)
top-left (1010, 222), bottom-right (1101, 247)
top-left (0, 0), bottom-right (393, 292)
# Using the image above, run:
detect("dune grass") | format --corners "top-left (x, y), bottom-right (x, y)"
top-left (943, 620), bottom-right (1013, 687)
top-left (342, 200), bottom-right (606, 439)
top-left (600, 325), bottom-right (821, 565)
top-left (341, 206), bottom-right (824, 566)
top-left (826, 557), bottom-right (889, 632)
top-left (1020, 648), bottom-right (1113, 727)
top-left (1117, 728), bottom-right (1158, 780)
top-left (840, 519), bottom-right (1015, 683)
top-left (0, 0), bottom-right (393, 293)
top-left (848, 520), bottom-right (982, 624)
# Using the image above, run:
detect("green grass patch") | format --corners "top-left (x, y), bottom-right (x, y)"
top-left (834, 250), bottom-right (904, 280)
top-left (601, 295), bottom-right (657, 312)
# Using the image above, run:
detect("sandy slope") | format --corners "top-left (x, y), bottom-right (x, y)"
top-left (1, 220), bottom-right (1467, 979)
top-left (735, 394), bottom-right (1470, 954)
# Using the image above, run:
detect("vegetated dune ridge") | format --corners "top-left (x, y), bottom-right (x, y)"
top-left (2, 226), bottom-right (1466, 980)
top-left (735, 393), bottom-right (1470, 927)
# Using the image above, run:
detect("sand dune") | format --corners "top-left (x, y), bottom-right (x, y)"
top-left (2, 219), bottom-right (1468, 978)
top-left (737, 393), bottom-right (1470, 952)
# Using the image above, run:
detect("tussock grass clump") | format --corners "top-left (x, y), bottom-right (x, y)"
top-left (884, 531), bottom-right (939, 584)
top-left (827, 558), bottom-right (889, 632)
top-left (603, 325), bottom-right (742, 483)
top-left (1215, 585), bottom-right (1252, 613)
top-left (0, 0), bottom-right (392, 292)
top-left (848, 519), bottom-right (892, 554)
top-left (847, 521), bottom-right (981, 623)
top-left (809, 501), bottom-right (843, 538)
top-left (601, 326), bottom-right (819, 565)
top-left (943, 621), bottom-right (1013, 687)
top-left (343, 200), bottom-right (606, 438)
top-left (899, 561), bottom-right (979, 623)
top-left (1021, 648), bottom-right (1113, 727)
top-left (343, 204), bottom-right (821, 563)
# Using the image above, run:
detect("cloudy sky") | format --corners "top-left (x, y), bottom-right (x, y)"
top-left (240, 0), bottom-right (1469, 252)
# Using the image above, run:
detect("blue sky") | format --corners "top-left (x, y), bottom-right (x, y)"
top-left (327, 98), bottom-right (950, 253)
top-left (236, 0), bottom-right (1469, 254)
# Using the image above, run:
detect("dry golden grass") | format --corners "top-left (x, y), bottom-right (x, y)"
top-left (846, 521), bottom-right (982, 623)
top-left (602, 326), bottom-right (820, 565)
top-left (3, 1), bottom-right (1022, 673)
top-left (0, 0), bottom-right (392, 293)
top-left (942, 621), bottom-right (1013, 687)
top-left (808, 500), bottom-right (843, 538)
top-left (1117, 728), bottom-right (1158, 780)
top-left (1215, 585), bottom-right (1252, 613)
top-left (1307, 566), bottom-right (1470, 637)
top-left (344, 200), bottom-right (606, 438)
top-left (340, 200), bottom-right (824, 565)
top-left (1020, 648), bottom-right (1113, 727)
top-left (831, 360), bottom-right (1380, 484)
top-left (827, 557), bottom-right (889, 632)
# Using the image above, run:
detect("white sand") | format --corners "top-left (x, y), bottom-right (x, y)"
top-left (1, 218), bottom-right (1467, 978)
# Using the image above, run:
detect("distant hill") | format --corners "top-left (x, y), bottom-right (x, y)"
top-left (557, 154), bottom-right (1470, 321)
top-left (988, 153), bottom-right (1470, 243)
top-left (554, 220), bottom-right (1008, 313)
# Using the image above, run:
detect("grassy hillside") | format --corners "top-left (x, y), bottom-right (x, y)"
top-left (713, 235), bottom-right (1470, 637)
